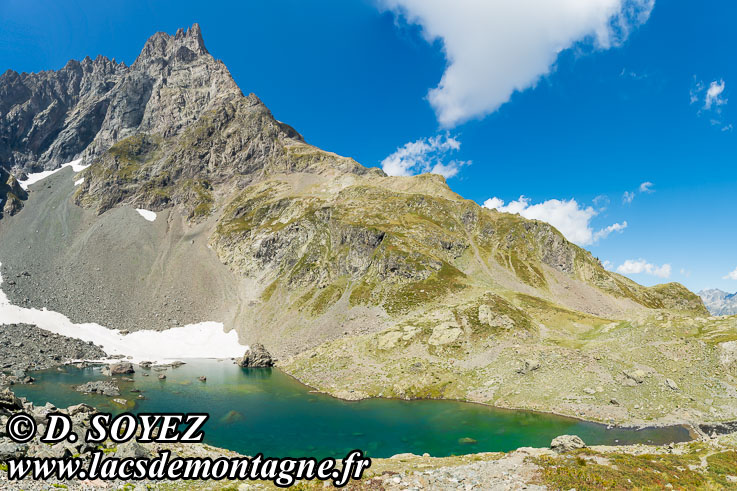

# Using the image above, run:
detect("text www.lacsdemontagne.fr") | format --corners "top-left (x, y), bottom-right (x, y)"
top-left (7, 449), bottom-right (371, 487)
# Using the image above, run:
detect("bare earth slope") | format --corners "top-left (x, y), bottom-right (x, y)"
top-left (1, 25), bottom-right (735, 429)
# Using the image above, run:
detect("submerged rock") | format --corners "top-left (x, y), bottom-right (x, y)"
top-left (237, 343), bottom-right (274, 368)
top-left (220, 410), bottom-right (244, 424)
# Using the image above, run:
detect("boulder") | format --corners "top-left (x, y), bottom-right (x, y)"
top-left (0, 389), bottom-right (23, 411)
top-left (109, 362), bottom-right (135, 375)
top-left (114, 441), bottom-right (151, 459)
top-left (0, 438), bottom-right (28, 460)
top-left (623, 369), bottom-right (646, 384)
top-left (517, 359), bottom-right (541, 375)
top-left (551, 435), bottom-right (586, 453)
top-left (237, 344), bottom-right (274, 368)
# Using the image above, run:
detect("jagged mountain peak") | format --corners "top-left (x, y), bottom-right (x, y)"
top-left (135, 23), bottom-right (208, 65)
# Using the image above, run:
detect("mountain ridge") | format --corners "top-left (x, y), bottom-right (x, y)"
top-left (699, 288), bottom-right (737, 316)
top-left (3, 25), bottom-right (735, 429)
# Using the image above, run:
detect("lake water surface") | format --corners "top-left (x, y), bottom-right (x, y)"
top-left (13, 360), bottom-right (691, 458)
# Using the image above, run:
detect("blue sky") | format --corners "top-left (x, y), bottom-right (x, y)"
top-left (1, 0), bottom-right (735, 292)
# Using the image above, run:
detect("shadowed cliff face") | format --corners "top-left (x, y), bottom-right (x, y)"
top-left (0, 24), bottom-right (241, 173)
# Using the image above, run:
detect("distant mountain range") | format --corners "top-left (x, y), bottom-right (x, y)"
top-left (699, 289), bottom-right (737, 316)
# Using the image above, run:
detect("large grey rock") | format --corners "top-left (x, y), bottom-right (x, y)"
top-left (114, 441), bottom-right (151, 459)
top-left (237, 343), bottom-right (274, 368)
top-left (0, 438), bottom-right (28, 459)
top-left (551, 435), bottom-right (586, 453)
top-left (109, 362), bottom-right (135, 375)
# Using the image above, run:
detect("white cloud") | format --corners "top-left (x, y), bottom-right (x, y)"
top-left (705, 80), bottom-right (726, 110)
top-left (723, 267), bottom-right (737, 280)
top-left (380, 0), bottom-right (654, 127)
top-left (381, 134), bottom-right (470, 178)
top-left (616, 258), bottom-right (671, 278)
top-left (593, 221), bottom-right (628, 242)
top-left (483, 196), bottom-right (626, 246)
top-left (603, 260), bottom-right (614, 271)
top-left (622, 181), bottom-right (653, 204)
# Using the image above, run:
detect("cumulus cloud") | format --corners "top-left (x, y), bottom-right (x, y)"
top-left (705, 80), bottom-right (727, 110)
top-left (639, 181), bottom-right (654, 193)
top-left (616, 259), bottom-right (671, 278)
top-left (379, 0), bottom-right (655, 127)
top-left (622, 191), bottom-right (635, 204)
top-left (381, 134), bottom-right (470, 178)
top-left (483, 196), bottom-right (626, 246)
top-left (723, 267), bottom-right (737, 280)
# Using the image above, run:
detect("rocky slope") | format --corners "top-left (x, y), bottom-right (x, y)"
top-left (700, 288), bottom-right (737, 316)
top-left (0, 324), bottom-right (107, 373)
top-left (2, 25), bottom-right (734, 428)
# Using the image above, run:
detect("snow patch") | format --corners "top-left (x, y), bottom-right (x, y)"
top-left (0, 261), bottom-right (245, 363)
top-left (136, 209), bottom-right (157, 222)
top-left (74, 178), bottom-right (84, 186)
top-left (19, 159), bottom-right (91, 190)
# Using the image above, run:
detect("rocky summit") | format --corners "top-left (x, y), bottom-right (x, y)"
top-left (1, 24), bottom-right (736, 431)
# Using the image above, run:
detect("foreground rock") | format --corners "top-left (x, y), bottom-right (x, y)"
top-left (0, 324), bottom-right (107, 374)
top-left (550, 434), bottom-right (586, 453)
top-left (236, 343), bottom-right (274, 368)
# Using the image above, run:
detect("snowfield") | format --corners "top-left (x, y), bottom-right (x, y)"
top-left (136, 209), bottom-right (157, 221)
top-left (0, 262), bottom-right (246, 363)
top-left (19, 158), bottom-right (90, 190)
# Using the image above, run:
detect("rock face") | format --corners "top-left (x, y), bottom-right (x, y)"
top-left (699, 289), bottom-right (737, 316)
top-left (237, 343), bottom-right (274, 368)
top-left (0, 24), bottom-right (240, 175)
top-left (550, 435), bottom-right (586, 453)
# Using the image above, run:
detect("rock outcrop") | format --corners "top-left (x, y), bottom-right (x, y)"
top-left (237, 343), bottom-right (274, 368)
top-left (0, 168), bottom-right (27, 218)
top-left (75, 380), bottom-right (120, 396)
top-left (109, 362), bottom-right (135, 375)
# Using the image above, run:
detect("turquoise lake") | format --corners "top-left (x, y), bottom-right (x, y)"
top-left (13, 360), bottom-right (691, 458)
